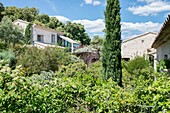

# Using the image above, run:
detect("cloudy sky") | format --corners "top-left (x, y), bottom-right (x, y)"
top-left (1, 0), bottom-right (169, 40)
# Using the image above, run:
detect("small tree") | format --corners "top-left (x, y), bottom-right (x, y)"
top-left (91, 35), bottom-right (104, 46)
top-left (0, 16), bottom-right (24, 47)
top-left (102, 0), bottom-right (122, 87)
top-left (24, 23), bottom-right (32, 44)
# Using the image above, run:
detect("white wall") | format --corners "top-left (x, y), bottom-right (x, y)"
top-left (157, 40), bottom-right (170, 60)
top-left (32, 27), bottom-right (58, 44)
top-left (121, 33), bottom-right (156, 59)
top-left (14, 21), bottom-right (28, 34)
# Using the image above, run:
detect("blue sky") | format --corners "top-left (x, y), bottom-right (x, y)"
top-left (1, 0), bottom-right (170, 39)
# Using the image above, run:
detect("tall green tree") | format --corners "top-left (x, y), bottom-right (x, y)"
top-left (64, 22), bottom-right (91, 45)
top-left (47, 17), bottom-right (64, 29)
top-left (0, 2), bottom-right (5, 21)
top-left (35, 14), bottom-right (50, 24)
top-left (24, 23), bottom-right (32, 44)
top-left (20, 7), bottom-right (38, 22)
top-left (0, 16), bottom-right (24, 47)
top-left (91, 35), bottom-right (104, 46)
top-left (102, 0), bottom-right (122, 87)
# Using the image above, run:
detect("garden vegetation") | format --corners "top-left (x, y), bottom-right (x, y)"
top-left (0, 0), bottom-right (169, 112)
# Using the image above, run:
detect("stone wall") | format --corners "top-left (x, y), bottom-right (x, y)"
top-left (157, 40), bottom-right (170, 60)
top-left (14, 20), bottom-right (29, 34)
top-left (121, 33), bottom-right (157, 59)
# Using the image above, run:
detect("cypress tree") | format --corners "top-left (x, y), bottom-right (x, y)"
top-left (25, 23), bottom-right (32, 44)
top-left (102, 0), bottom-right (122, 87)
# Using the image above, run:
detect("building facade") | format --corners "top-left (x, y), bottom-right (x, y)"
top-left (13, 19), bottom-right (79, 53)
top-left (121, 32), bottom-right (157, 60)
top-left (152, 15), bottom-right (170, 70)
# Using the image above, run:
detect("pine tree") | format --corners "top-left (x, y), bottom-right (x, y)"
top-left (102, 0), bottom-right (122, 87)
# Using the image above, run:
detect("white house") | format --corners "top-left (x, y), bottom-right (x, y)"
top-left (13, 19), bottom-right (79, 53)
top-left (13, 19), bottom-right (30, 34)
top-left (121, 32), bottom-right (157, 61)
top-left (152, 15), bottom-right (170, 69)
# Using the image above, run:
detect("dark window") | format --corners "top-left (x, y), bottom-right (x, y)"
top-left (51, 34), bottom-right (55, 43)
top-left (164, 55), bottom-right (168, 60)
top-left (141, 40), bottom-right (144, 43)
top-left (37, 35), bottom-right (44, 42)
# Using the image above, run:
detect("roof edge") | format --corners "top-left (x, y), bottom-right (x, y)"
top-left (123, 32), bottom-right (157, 43)
top-left (152, 14), bottom-right (170, 48)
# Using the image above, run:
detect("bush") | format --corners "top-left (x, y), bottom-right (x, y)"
top-left (17, 46), bottom-right (69, 75)
top-left (0, 50), bottom-right (16, 67)
top-left (124, 57), bottom-right (150, 74)
top-left (0, 41), bottom-right (6, 51)
top-left (65, 55), bottom-right (83, 65)
top-left (0, 59), bottom-right (169, 112)
top-left (57, 62), bottom-right (87, 77)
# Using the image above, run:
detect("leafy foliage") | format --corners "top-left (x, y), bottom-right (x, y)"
top-left (0, 16), bottom-right (24, 47)
top-left (124, 57), bottom-right (150, 74)
top-left (91, 35), bottom-right (104, 46)
top-left (4, 6), bottom-right (38, 22)
top-left (0, 60), bottom-right (169, 112)
top-left (64, 22), bottom-right (91, 45)
top-left (35, 14), bottom-right (50, 24)
top-left (17, 47), bottom-right (69, 75)
top-left (0, 50), bottom-right (16, 67)
top-left (102, 0), bottom-right (122, 86)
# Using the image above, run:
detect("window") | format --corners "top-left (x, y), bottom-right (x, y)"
top-left (164, 54), bottom-right (168, 60)
top-left (37, 35), bottom-right (44, 42)
top-left (51, 34), bottom-right (55, 43)
top-left (141, 40), bottom-right (144, 43)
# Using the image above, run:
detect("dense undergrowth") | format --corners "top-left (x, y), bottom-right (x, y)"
top-left (0, 45), bottom-right (170, 112)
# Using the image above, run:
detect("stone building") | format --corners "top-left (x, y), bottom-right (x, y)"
top-left (121, 32), bottom-right (157, 61)
top-left (152, 15), bottom-right (170, 69)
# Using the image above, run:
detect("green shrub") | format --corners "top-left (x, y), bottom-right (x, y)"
top-left (0, 59), bottom-right (169, 112)
top-left (0, 50), bottom-right (16, 67)
top-left (0, 41), bottom-right (6, 51)
top-left (17, 46), bottom-right (69, 75)
top-left (66, 55), bottom-right (83, 65)
top-left (157, 60), bottom-right (167, 72)
top-left (57, 62), bottom-right (87, 77)
top-left (124, 57), bottom-right (150, 74)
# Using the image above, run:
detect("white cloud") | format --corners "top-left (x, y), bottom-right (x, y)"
top-left (73, 19), bottom-right (105, 33)
top-left (82, 0), bottom-right (102, 6)
top-left (128, 0), bottom-right (170, 16)
top-left (84, 0), bottom-right (93, 4)
top-left (93, 1), bottom-right (101, 6)
top-left (121, 21), bottom-right (161, 39)
top-left (51, 16), bottom-right (70, 23)
top-left (50, 15), bottom-right (162, 39)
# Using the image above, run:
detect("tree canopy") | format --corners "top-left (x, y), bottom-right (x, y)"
top-left (91, 35), bottom-right (104, 46)
top-left (0, 16), bottom-right (24, 47)
top-left (64, 22), bottom-right (91, 45)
